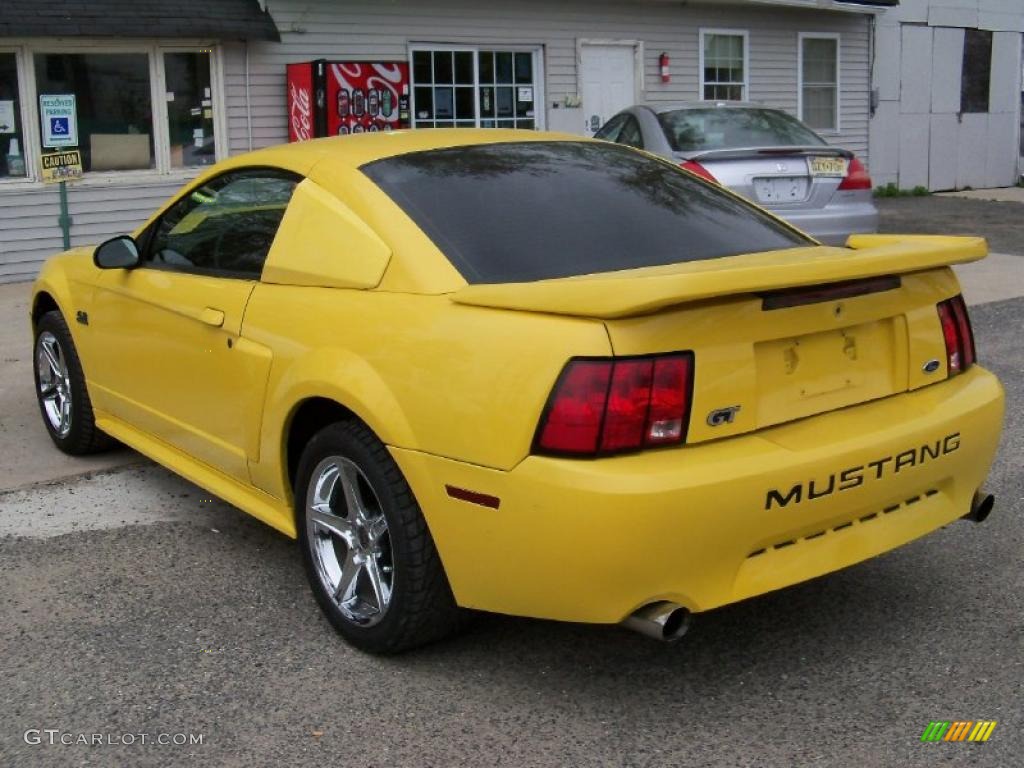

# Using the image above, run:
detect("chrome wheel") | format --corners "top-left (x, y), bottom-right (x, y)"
top-left (36, 330), bottom-right (72, 438)
top-left (306, 456), bottom-right (394, 627)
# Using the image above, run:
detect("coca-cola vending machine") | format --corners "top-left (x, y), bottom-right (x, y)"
top-left (287, 59), bottom-right (410, 141)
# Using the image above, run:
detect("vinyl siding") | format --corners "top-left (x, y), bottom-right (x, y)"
top-left (0, 0), bottom-right (873, 283)
top-left (0, 178), bottom-right (193, 283)
top-left (229, 0), bottom-right (871, 156)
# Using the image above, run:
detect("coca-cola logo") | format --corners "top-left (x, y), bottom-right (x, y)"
top-left (290, 82), bottom-right (313, 141)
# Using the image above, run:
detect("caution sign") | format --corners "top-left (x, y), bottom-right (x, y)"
top-left (41, 150), bottom-right (83, 184)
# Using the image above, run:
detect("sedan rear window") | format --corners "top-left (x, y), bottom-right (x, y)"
top-left (658, 108), bottom-right (826, 153)
top-left (361, 141), bottom-right (811, 284)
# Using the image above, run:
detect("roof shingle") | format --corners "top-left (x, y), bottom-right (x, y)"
top-left (0, 0), bottom-right (280, 41)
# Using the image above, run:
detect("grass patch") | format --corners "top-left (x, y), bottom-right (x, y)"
top-left (874, 183), bottom-right (931, 198)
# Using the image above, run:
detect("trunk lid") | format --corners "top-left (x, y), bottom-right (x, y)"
top-left (678, 146), bottom-right (851, 210)
top-left (452, 235), bottom-right (985, 444)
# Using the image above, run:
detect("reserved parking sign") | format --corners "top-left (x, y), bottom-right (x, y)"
top-left (39, 94), bottom-right (78, 148)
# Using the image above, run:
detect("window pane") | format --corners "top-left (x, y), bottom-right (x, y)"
top-left (414, 87), bottom-right (434, 120)
top-left (802, 86), bottom-right (837, 131)
top-left (413, 51), bottom-right (432, 84)
top-left (961, 29), bottom-right (992, 113)
top-left (478, 51), bottom-right (494, 84)
top-left (433, 51), bottom-right (453, 84)
top-left (802, 38), bottom-right (837, 84)
top-left (514, 52), bottom-right (532, 83)
top-left (434, 87), bottom-right (454, 119)
top-left (165, 52), bottom-right (215, 169)
top-left (496, 87), bottom-right (513, 117)
top-left (35, 52), bottom-right (154, 172)
top-left (147, 170), bottom-right (298, 276)
top-left (362, 142), bottom-right (810, 284)
top-left (703, 34), bottom-right (745, 99)
top-left (0, 53), bottom-right (26, 178)
top-left (455, 87), bottom-right (475, 120)
top-left (454, 52), bottom-right (473, 85)
top-left (495, 53), bottom-right (513, 83)
top-left (479, 86), bottom-right (495, 118)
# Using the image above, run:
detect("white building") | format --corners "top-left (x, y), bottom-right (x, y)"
top-left (869, 0), bottom-right (1024, 190)
top-left (0, 0), bottom-right (895, 283)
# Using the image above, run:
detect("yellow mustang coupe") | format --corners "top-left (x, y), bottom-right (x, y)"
top-left (30, 130), bottom-right (1003, 653)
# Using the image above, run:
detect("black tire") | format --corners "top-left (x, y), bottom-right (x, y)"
top-left (295, 420), bottom-right (464, 653)
top-left (33, 310), bottom-right (114, 455)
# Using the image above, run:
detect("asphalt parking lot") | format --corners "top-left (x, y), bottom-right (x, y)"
top-left (2, 196), bottom-right (1023, 767)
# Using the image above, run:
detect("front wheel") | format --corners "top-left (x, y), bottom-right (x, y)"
top-left (295, 420), bottom-right (464, 653)
top-left (33, 310), bottom-right (114, 455)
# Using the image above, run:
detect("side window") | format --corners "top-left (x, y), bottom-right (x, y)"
top-left (594, 114), bottom-right (627, 142)
top-left (143, 169), bottom-right (300, 277)
top-left (616, 116), bottom-right (644, 149)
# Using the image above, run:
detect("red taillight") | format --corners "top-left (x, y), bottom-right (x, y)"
top-left (536, 361), bottom-right (611, 454)
top-left (535, 354), bottom-right (694, 456)
top-left (646, 357), bottom-right (690, 446)
top-left (937, 295), bottom-right (976, 376)
top-left (679, 161), bottom-right (717, 183)
top-left (601, 360), bottom-right (654, 451)
top-left (837, 156), bottom-right (872, 191)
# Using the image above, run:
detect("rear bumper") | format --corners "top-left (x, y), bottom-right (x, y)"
top-left (772, 200), bottom-right (879, 246)
top-left (392, 368), bottom-right (1003, 624)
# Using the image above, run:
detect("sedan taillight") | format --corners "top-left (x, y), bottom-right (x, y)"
top-left (936, 295), bottom-right (976, 376)
top-left (679, 161), bottom-right (718, 183)
top-left (837, 156), bottom-right (872, 191)
top-left (534, 354), bottom-right (694, 457)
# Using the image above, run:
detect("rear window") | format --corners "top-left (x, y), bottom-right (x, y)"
top-left (658, 108), bottom-right (826, 153)
top-left (361, 141), bottom-right (811, 284)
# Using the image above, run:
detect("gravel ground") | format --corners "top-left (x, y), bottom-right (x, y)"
top-left (877, 196), bottom-right (1024, 255)
top-left (1, 297), bottom-right (1021, 768)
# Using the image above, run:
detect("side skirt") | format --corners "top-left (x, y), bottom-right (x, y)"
top-left (95, 412), bottom-right (297, 538)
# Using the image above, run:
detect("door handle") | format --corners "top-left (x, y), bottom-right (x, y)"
top-left (198, 307), bottom-right (225, 327)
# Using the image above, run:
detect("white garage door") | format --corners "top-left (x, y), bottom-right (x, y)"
top-left (896, 25), bottom-right (1022, 191)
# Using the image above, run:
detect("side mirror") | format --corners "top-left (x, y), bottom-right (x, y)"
top-left (94, 235), bottom-right (140, 270)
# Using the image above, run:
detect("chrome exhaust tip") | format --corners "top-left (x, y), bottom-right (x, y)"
top-left (963, 491), bottom-right (995, 524)
top-left (621, 601), bottom-right (691, 643)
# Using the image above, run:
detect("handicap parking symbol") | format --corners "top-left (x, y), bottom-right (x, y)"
top-left (50, 117), bottom-right (69, 135)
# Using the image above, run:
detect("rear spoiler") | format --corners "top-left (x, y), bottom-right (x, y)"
top-left (450, 235), bottom-right (986, 320)
top-left (683, 145), bottom-right (851, 162)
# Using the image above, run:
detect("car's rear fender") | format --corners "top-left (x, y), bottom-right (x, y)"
top-left (248, 346), bottom-right (418, 503)
top-left (240, 285), bottom-right (613, 501)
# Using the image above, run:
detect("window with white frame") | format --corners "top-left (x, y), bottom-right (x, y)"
top-left (799, 34), bottom-right (840, 132)
top-left (0, 43), bottom-right (222, 182)
top-left (701, 30), bottom-right (747, 101)
top-left (0, 51), bottom-right (27, 178)
top-left (410, 45), bottom-right (541, 130)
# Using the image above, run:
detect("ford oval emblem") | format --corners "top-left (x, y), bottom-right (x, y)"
top-left (923, 359), bottom-right (941, 374)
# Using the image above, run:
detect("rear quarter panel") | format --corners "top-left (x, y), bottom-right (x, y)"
top-left (241, 286), bottom-right (610, 500)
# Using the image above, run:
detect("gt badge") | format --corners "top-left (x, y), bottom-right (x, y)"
top-left (707, 405), bottom-right (741, 427)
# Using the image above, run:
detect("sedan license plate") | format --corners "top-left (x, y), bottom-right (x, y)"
top-left (808, 156), bottom-right (849, 177)
top-left (753, 176), bottom-right (809, 203)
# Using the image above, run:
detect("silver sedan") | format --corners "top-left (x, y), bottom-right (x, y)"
top-left (595, 102), bottom-right (879, 246)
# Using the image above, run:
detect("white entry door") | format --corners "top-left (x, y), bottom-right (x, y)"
top-left (580, 44), bottom-right (637, 136)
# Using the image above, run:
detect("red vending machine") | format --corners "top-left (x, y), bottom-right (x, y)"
top-left (287, 59), bottom-right (410, 142)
